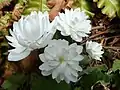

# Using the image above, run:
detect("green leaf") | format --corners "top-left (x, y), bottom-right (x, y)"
top-left (74, 87), bottom-right (81, 90)
top-left (0, 0), bottom-right (11, 3)
top-left (110, 70), bottom-right (120, 90)
top-left (83, 64), bottom-right (108, 74)
top-left (112, 59), bottom-right (120, 71)
top-left (2, 80), bottom-right (12, 89)
top-left (80, 55), bottom-right (91, 67)
top-left (7, 73), bottom-right (26, 84)
top-left (2, 80), bottom-right (20, 90)
top-left (22, 0), bottom-right (49, 15)
top-left (73, 0), bottom-right (94, 17)
top-left (78, 65), bottom-right (109, 90)
top-left (2, 73), bottom-right (26, 90)
top-left (31, 73), bottom-right (70, 90)
top-left (0, 13), bottom-right (11, 35)
top-left (94, 0), bottom-right (120, 19)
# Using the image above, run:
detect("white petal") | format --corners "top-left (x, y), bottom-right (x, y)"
top-left (6, 36), bottom-right (15, 43)
top-left (72, 55), bottom-right (84, 61)
top-left (64, 77), bottom-right (70, 84)
top-left (23, 21), bottom-right (35, 40)
top-left (69, 63), bottom-right (82, 71)
top-left (69, 43), bottom-right (77, 48)
top-left (48, 39), bottom-right (69, 48)
top-left (39, 54), bottom-right (46, 62)
top-left (94, 56), bottom-right (101, 61)
top-left (39, 63), bottom-right (55, 71)
top-left (68, 48), bottom-right (78, 60)
top-left (37, 33), bottom-right (53, 48)
top-left (76, 46), bottom-right (83, 54)
top-left (43, 12), bottom-right (49, 31)
top-left (8, 46), bottom-right (27, 54)
top-left (48, 61), bottom-right (60, 66)
top-left (41, 70), bottom-right (52, 76)
top-left (71, 32), bottom-right (82, 42)
top-left (69, 43), bottom-right (83, 54)
top-left (8, 42), bottom-right (17, 48)
top-left (59, 73), bottom-right (64, 80)
top-left (8, 49), bottom-right (31, 61)
top-left (68, 66), bottom-right (78, 77)
top-left (52, 68), bottom-right (60, 79)
top-left (55, 76), bottom-right (61, 83)
top-left (52, 63), bottom-right (66, 79)
top-left (64, 67), bottom-right (78, 82)
top-left (44, 46), bottom-right (57, 60)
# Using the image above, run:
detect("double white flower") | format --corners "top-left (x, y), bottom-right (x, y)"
top-left (86, 41), bottom-right (104, 61)
top-left (56, 8), bottom-right (91, 42)
top-left (39, 39), bottom-right (84, 83)
top-left (6, 11), bottom-right (57, 61)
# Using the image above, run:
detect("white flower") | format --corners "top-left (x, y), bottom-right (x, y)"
top-left (6, 11), bottom-right (57, 61)
top-left (39, 39), bottom-right (84, 83)
top-left (56, 8), bottom-right (91, 42)
top-left (86, 41), bottom-right (104, 61)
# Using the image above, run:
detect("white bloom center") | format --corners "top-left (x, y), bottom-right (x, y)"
top-left (59, 56), bottom-right (64, 63)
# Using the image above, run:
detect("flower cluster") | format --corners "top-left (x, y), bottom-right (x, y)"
top-left (6, 8), bottom-right (104, 83)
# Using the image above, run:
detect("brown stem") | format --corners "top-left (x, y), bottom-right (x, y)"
top-left (91, 26), bottom-right (105, 30)
top-left (80, 30), bottom-right (108, 45)
top-left (89, 30), bottom-right (108, 39)
top-left (0, 37), bottom-right (4, 42)
top-left (103, 46), bottom-right (120, 50)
